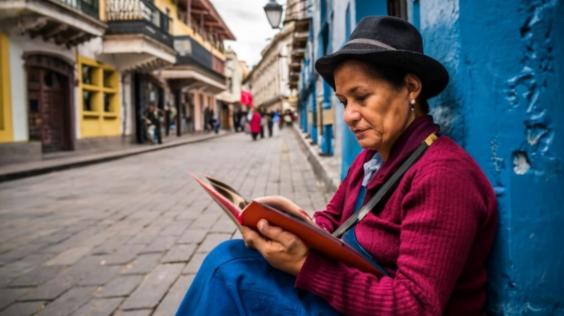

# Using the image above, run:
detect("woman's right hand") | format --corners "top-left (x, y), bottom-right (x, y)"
top-left (253, 195), bottom-right (314, 224)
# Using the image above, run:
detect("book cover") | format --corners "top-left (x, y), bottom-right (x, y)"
top-left (193, 174), bottom-right (384, 276)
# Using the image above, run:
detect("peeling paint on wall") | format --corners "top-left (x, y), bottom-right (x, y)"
top-left (506, 0), bottom-right (559, 177)
top-left (512, 151), bottom-right (531, 175)
top-left (423, 0), bottom-right (563, 313)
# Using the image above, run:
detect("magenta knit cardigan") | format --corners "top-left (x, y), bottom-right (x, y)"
top-left (295, 116), bottom-right (498, 315)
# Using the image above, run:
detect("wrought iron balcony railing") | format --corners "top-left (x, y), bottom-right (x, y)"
top-left (56, 0), bottom-right (100, 19)
top-left (105, 0), bottom-right (172, 47)
top-left (174, 36), bottom-right (225, 78)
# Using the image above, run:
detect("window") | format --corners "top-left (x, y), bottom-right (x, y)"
top-left (387, 0), bottom-right (408, 19)
top-left (79, 56), bottom-right (119, 119)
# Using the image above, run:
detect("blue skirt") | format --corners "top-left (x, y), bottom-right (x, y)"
top-left (176, 239), bottom-right (340, 316)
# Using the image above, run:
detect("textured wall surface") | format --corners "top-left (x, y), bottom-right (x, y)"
top-left (422, 0), bottom-right (564, 314)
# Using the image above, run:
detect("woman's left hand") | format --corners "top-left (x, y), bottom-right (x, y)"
top-left (242, 219), bottom-right (309, 276)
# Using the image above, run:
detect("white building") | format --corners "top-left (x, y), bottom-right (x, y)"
top-left (244, 24), bottom-right (293, 113)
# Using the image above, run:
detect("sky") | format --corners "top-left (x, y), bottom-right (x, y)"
top-left (210, 0), bottom-right (279, 67)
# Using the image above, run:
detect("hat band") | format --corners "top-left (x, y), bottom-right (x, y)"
top-left (345, 38), bottom-right (396, 51)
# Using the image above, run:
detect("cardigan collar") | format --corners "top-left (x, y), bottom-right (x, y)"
top-left (365, 115), bottom-right (439, 191)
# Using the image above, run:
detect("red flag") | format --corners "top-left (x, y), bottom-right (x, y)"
top-left (240, 90), bottom-right (253, 107)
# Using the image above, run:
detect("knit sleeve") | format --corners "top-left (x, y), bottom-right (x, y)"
top-left (295, 163), bottom-right (484, 315)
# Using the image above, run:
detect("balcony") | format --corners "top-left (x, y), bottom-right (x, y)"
top-left (101, 0), bottom-right (176, 71)
top-left (105, 0), bottom-right (172, 47)
top-left (0, 0), bottom-right (106, 46)
top-left (159, 36), bottom-right (226, 94)
top-left (57, 0), bottom-right (99, 19)
top-left (284, 0), bottom-right (311, 90)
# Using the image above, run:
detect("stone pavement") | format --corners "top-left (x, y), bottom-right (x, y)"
top-left (0, 128), bottom-right (332, 316)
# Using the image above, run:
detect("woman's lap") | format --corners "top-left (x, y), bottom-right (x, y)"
top-left (176, 239), bottom-right (339, 316)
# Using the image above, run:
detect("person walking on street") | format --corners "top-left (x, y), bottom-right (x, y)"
top-left (267, 111), bottom-right (274, 137)
top-left (260, 110), bottom-right (267, 139)
top-left (277, 110), bottom-right (284, 130)
top-left (204, 107), bottom-right (211, 133)
top-left (212, 113), bottom-right (220, 134)
top-left (144, 103), bottom-right (163, 144)
top-left (249, 109), bottom-right (261, 141)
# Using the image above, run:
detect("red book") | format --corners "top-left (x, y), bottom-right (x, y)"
top-left (193, 175), bottom-right (384, 276)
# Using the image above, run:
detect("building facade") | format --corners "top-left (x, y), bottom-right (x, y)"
top-left (158, 0), bottom-right (234, 134)
top-left (216, 48), bottom-right (249, 130)
top-left (244, 23), bottom-right (292, 113)
top-left (0, 0), bottom-right (234, 165)
top-left (0, 0), bottom-right (108, 164)
top-left (294, 0), bottom-right (564, 314)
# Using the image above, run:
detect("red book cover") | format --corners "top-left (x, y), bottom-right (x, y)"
top-left (193, 175), bottom-right (384, 276)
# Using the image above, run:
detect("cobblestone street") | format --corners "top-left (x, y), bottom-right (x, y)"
top-left (0, 129), bottom-right (331, 316)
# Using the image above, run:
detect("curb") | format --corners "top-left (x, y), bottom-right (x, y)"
top-left (0, 132), bottom-right (230, 182)
top-left (290, 127), bottom-right (339, 193)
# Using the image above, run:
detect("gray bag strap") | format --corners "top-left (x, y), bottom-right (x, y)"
top-left (332, 133), bottom-right (438, 238)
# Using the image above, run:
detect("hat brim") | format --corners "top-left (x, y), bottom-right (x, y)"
top-left (315, 46), bottom-right (449, 98)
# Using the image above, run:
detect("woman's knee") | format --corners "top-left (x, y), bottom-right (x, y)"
top-left (200, 239), bottom-right (260, 272)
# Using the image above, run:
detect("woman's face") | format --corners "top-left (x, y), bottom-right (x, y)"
top-left (334, 60), bottom-right (419, 159)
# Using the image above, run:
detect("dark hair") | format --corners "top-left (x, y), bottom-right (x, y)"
top-left (337, 58), bottom-right (430, 113)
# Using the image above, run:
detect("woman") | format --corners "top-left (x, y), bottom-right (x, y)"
top-left (249, 109), bottom-right (262, 141)
top-left (177, 16), bottom-right (497, 315)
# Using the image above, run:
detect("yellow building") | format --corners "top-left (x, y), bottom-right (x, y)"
top-left (0, 0), bottom-right (235, 165)
top-left (0, 0), bottom-right (106, 164)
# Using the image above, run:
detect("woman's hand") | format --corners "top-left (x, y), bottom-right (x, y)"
top-left (254, 195), bottom-right (314, 224)
top-left (242, 219), bottom-right (309, 276)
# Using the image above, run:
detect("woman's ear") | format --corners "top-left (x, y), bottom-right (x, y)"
top-left (404, 73), bottom-right (423, 100)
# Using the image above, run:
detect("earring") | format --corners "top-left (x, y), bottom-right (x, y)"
top-left (409, 99), bottom-right (416, 111)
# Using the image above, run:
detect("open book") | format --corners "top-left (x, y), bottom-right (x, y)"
top-left (193, 175), bottom-right (385, 276)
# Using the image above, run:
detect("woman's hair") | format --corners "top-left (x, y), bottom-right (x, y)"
top-left (339, 58), bottom-right (430, 113)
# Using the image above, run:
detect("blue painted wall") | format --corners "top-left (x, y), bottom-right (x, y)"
top-left (355, 0), bottom-right (387, 25)
top-left (297, 0), bottom-right (564, 312)
top-left (421, 0), bottom-right (564, 314)
top-left (340, 2), bottom-right (363, 179)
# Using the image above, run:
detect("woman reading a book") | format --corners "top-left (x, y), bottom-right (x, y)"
top-left (177, 16), bottom-right (497, 316)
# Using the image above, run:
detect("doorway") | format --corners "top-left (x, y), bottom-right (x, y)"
top-left (25, 54), bottom-right (74, 153)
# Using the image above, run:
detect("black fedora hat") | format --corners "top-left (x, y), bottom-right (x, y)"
top-left (315, 16), bottom-right (449, 98)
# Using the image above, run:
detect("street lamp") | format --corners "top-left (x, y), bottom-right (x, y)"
top-left (263, 0), bottom-right (283, 29)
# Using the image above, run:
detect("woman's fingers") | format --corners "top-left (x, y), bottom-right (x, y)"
top-left (242, 222), bottom-right (308, 276)
top-left (254, 196), bottom-right (313, 223)
top-left (256, 219), bottom-right (301, 250)
top-left (241, 226), bottom-right (268, 250)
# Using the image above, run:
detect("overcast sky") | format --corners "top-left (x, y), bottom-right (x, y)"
top-left (210, 0), bottom-right (278, 67)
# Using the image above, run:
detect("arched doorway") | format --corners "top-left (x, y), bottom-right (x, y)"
top-left (25, 53), bottom-right (74, 153)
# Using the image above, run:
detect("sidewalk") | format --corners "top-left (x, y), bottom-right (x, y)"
top-left (0, 132), bottom-right (229, 182)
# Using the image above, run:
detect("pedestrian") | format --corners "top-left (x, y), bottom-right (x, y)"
top-left (176, 16), bottom-right (497, 315)
top-left (284, 110), bottom-right (293, 127)
top-left (260, 110), bottom-right (267, 139)
top-left (233, 109), bottom-right (241, 132)
top-left (241, 111), bottom-right (249, 134)
top-left (144, 103), bottom-right (162, 144)
top-left (203, 107), bottom-right (211, 132)
top-left (212, 113), bottom-right (220, 134)
top-left (164, 104), bottom-right (171, 136)
top-left (267, 111), bottom-right (274, 137)
top-left (273, 111), bottom-right (280, 132)
top-left (277, 110), bottom-right (284, 130)
top-left (208, 109), bottom-right (216, 133)
top-left (249, 109), bottom-right (261, 141)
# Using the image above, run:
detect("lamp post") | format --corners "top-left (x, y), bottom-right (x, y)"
top-left (263, 0), bottom-right (283, 29)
